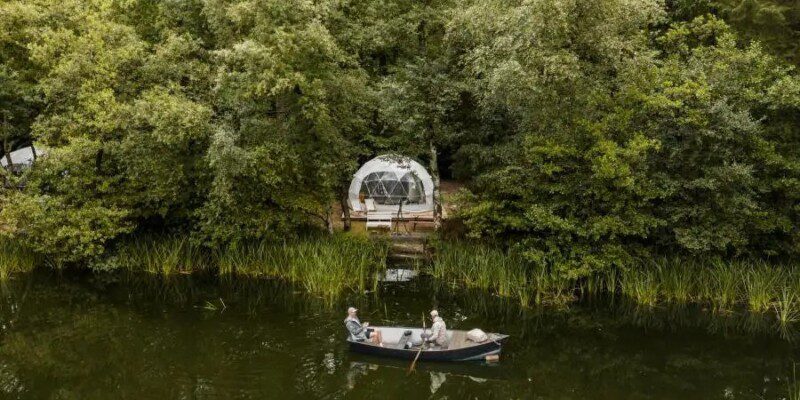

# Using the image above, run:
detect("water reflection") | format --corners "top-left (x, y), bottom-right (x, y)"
top-left (21, 270), bottom-right (792, 342)
top-left (346, 362), bottom-right (375, 390)
top-left (377, 268), bottom-right (419, 282)
top-left (0, 362), bottom-right (24, 396)
top-left (0, 271), bottom-right (798, 399)
top-left (345, 359), bottom-right (500, 395)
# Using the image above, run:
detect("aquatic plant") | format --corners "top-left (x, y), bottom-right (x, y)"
top-left (788, 363), bottom-right (800, 400)
top-left (432, 241), bottom-right (577, 307)
top-left (432, 240), bottom-right (800, 327)
top-left (741, 262), bottom-right (782, 313)
top-left (774, 286), bottom-right (800, 328)
top-left (0, 240), bottom-right (38, 280)
top-left (219, 234), bottom-right (388, 302)
top-left (702, 260), bottom-right (742, 311)
top-left (432, 241), bottom-right (516, 292)
top-left (605, 268), bottom-right (618, 297)
top-left (582, 270), bottom-right (611, 298)
top-left (514, 284), bottom-right (532, 308)
top-left (99, 233), bottom-right (800, 336)
top-left (620, 267), bottom-right (660, 307)
top-left (115, 235), bottom-right (209, 276)
top-left (656, 258), bottom-right (694, 303)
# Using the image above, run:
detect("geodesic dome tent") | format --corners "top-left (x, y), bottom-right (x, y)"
top-left (348, 155), bottom-right (434, 213)
top-left (0, 146), bottom-right (39, 169)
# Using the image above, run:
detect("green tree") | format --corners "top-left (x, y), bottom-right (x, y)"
top-left (446, 0), bottom-right (665, 276)
top-left (454, 11), bottom-right (800, 277)
top-left (667, 0), bottom-right (800, 65)
top-left (0, 0), bottom-right (798, 272)
top-left (0, 0), bottom-right (214, 262)
top-left (0, 1), bottom-right (42, 178)
top-left (197, 0), bottom-right (374, 244)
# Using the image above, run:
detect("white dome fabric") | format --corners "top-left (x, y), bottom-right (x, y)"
top-left (349, 155), bottom-right (434, 213)
top-left (0, 146), bottom-right (41, 168)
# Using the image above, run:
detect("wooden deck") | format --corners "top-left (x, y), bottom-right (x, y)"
top-left (331, 180), bottom-right (462, 234)
top-left (348, 209), bottom-right (443, 221)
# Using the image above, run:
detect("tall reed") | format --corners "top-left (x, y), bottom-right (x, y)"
top-left (219, 234), bottom-right (388, 302)
top-left (115, 235), bottom-right (208, 276)
top-left (702, 260), bottom-right (742, 311)
top-left (774, 286), bottom-right (800, 328)
top-left (656, 258), bottom-right (694, 303)
top-left (433, 241), bottom-right (575, 307)
top-left (788, 363), bottom-right (800, 400)
top-left (620, 267), bottom-right (660, 307)
top-left (432, 242), bottom-right (800, 322)
top-left (0, 239), bottom-right (38, 280)
top-left (742, 262), bottom-right (782, 313)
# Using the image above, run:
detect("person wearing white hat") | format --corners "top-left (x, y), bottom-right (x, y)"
top-left (421, 310), bottom-right (448, 347)
top-left (344, 307), bottom-right (383, 346)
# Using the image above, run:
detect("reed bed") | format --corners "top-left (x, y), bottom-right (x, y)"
top-left (655, 258), bottom-right (694, 303)
top-left (620, 267), bottom-right (660, 307)
top-left (218, 234), bottom-right (388, 302)
top-left (115, 235), bottom-right (210, 276)
top-left (432, 241), bottom-right (800, 322)
top-left (789, 364), bottom-right (800, 400)
top-left (9, 229), bottom-right (800, 331)
top-left (742, 262), bottom-right (783, 313)
top-left (0, 239), bottom-right (38, 280)
top-left (433, 242), bottom-right (573, 307)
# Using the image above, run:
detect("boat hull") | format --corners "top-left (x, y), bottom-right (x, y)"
top-left (347, 327), bottom-right (508, 362)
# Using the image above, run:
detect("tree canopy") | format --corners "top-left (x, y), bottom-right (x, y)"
top-left (0, 0), bottom-right (798, 275)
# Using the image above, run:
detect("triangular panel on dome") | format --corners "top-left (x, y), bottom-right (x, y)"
top-left (348, 154), bottom-right (434, 213)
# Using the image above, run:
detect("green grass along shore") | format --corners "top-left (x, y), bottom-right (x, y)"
top-left (2, 235), bottom-right (800, 332)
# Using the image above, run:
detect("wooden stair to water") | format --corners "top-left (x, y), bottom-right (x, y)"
top-left (385, 232), bottom-right (431, 263)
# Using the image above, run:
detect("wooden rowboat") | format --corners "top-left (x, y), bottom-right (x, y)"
top-left (347, 327), bottom-right (509, 362)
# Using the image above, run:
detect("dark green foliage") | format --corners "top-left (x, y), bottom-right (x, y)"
top-left (0, 0), bottom-right (797, 274)
top-left (668, 0), bottom-right (800, 65)
top-left (454, 11), bottom-right (800, 277)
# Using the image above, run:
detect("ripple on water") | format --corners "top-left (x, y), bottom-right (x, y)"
top-left (0, 272), bottom-right (797, 399)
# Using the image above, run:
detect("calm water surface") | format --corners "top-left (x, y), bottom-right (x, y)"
top-left (0, 270), bottom-right (797, 399)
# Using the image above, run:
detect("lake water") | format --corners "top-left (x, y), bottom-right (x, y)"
top-left (0, 270), bottom-right (797, 399)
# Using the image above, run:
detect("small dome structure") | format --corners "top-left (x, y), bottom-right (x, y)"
top-left (1, 146), bottom-right (44, 170)
top-left (349, 155), bottom-right (434, 213)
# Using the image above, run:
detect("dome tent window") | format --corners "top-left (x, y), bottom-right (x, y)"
top-left (359, 171), bottom-right (425, 205)
top-left (349, 155), bottom-right (434, 213)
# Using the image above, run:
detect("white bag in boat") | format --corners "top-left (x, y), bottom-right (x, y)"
top-left (466, 328), bottom-right (489, 342)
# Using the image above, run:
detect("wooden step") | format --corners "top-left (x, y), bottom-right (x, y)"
top-left (391, 242), bottom-right (426, 254)
top-left (389, 233), bottom-right (430, 243)
top-left (388, 253), bottom-right (429, 261)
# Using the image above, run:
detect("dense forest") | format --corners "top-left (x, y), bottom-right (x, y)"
top-left (1, 0), bottom-right (799, 279)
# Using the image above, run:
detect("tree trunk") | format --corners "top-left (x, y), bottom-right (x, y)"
top-left (340, 187), bottom-right (351, 232)
top-left (30, 143), bottom-right (37, 161)
top-left (3, 136), bottom-right (12, 171)
top-left (1, 139), bottom-right (9, 187)
top-left (95, 147), bottom-right (104, 173)
top-left (325, 205), bottom-right (335, 235)
top-left (1, 118), bottom-right (10, 186)
top-left (429, 139), bottom-right (442, 231)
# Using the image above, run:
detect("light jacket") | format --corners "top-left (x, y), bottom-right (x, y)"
top-left (344, 316), bottom-right (367, 341)
top-left (428, 316), bottom-right (448, 346)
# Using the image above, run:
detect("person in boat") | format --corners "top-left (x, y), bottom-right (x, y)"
top-left (344, 307), bottom-right (383, 346)
top-left (421, 310), bottom-right (449, 348)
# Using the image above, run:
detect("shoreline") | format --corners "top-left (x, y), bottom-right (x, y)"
top-left (3, 234), bottom-right (800, 337)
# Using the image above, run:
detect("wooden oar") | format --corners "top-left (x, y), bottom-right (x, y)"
top-left (407, 313), bottom-right (426, 375)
